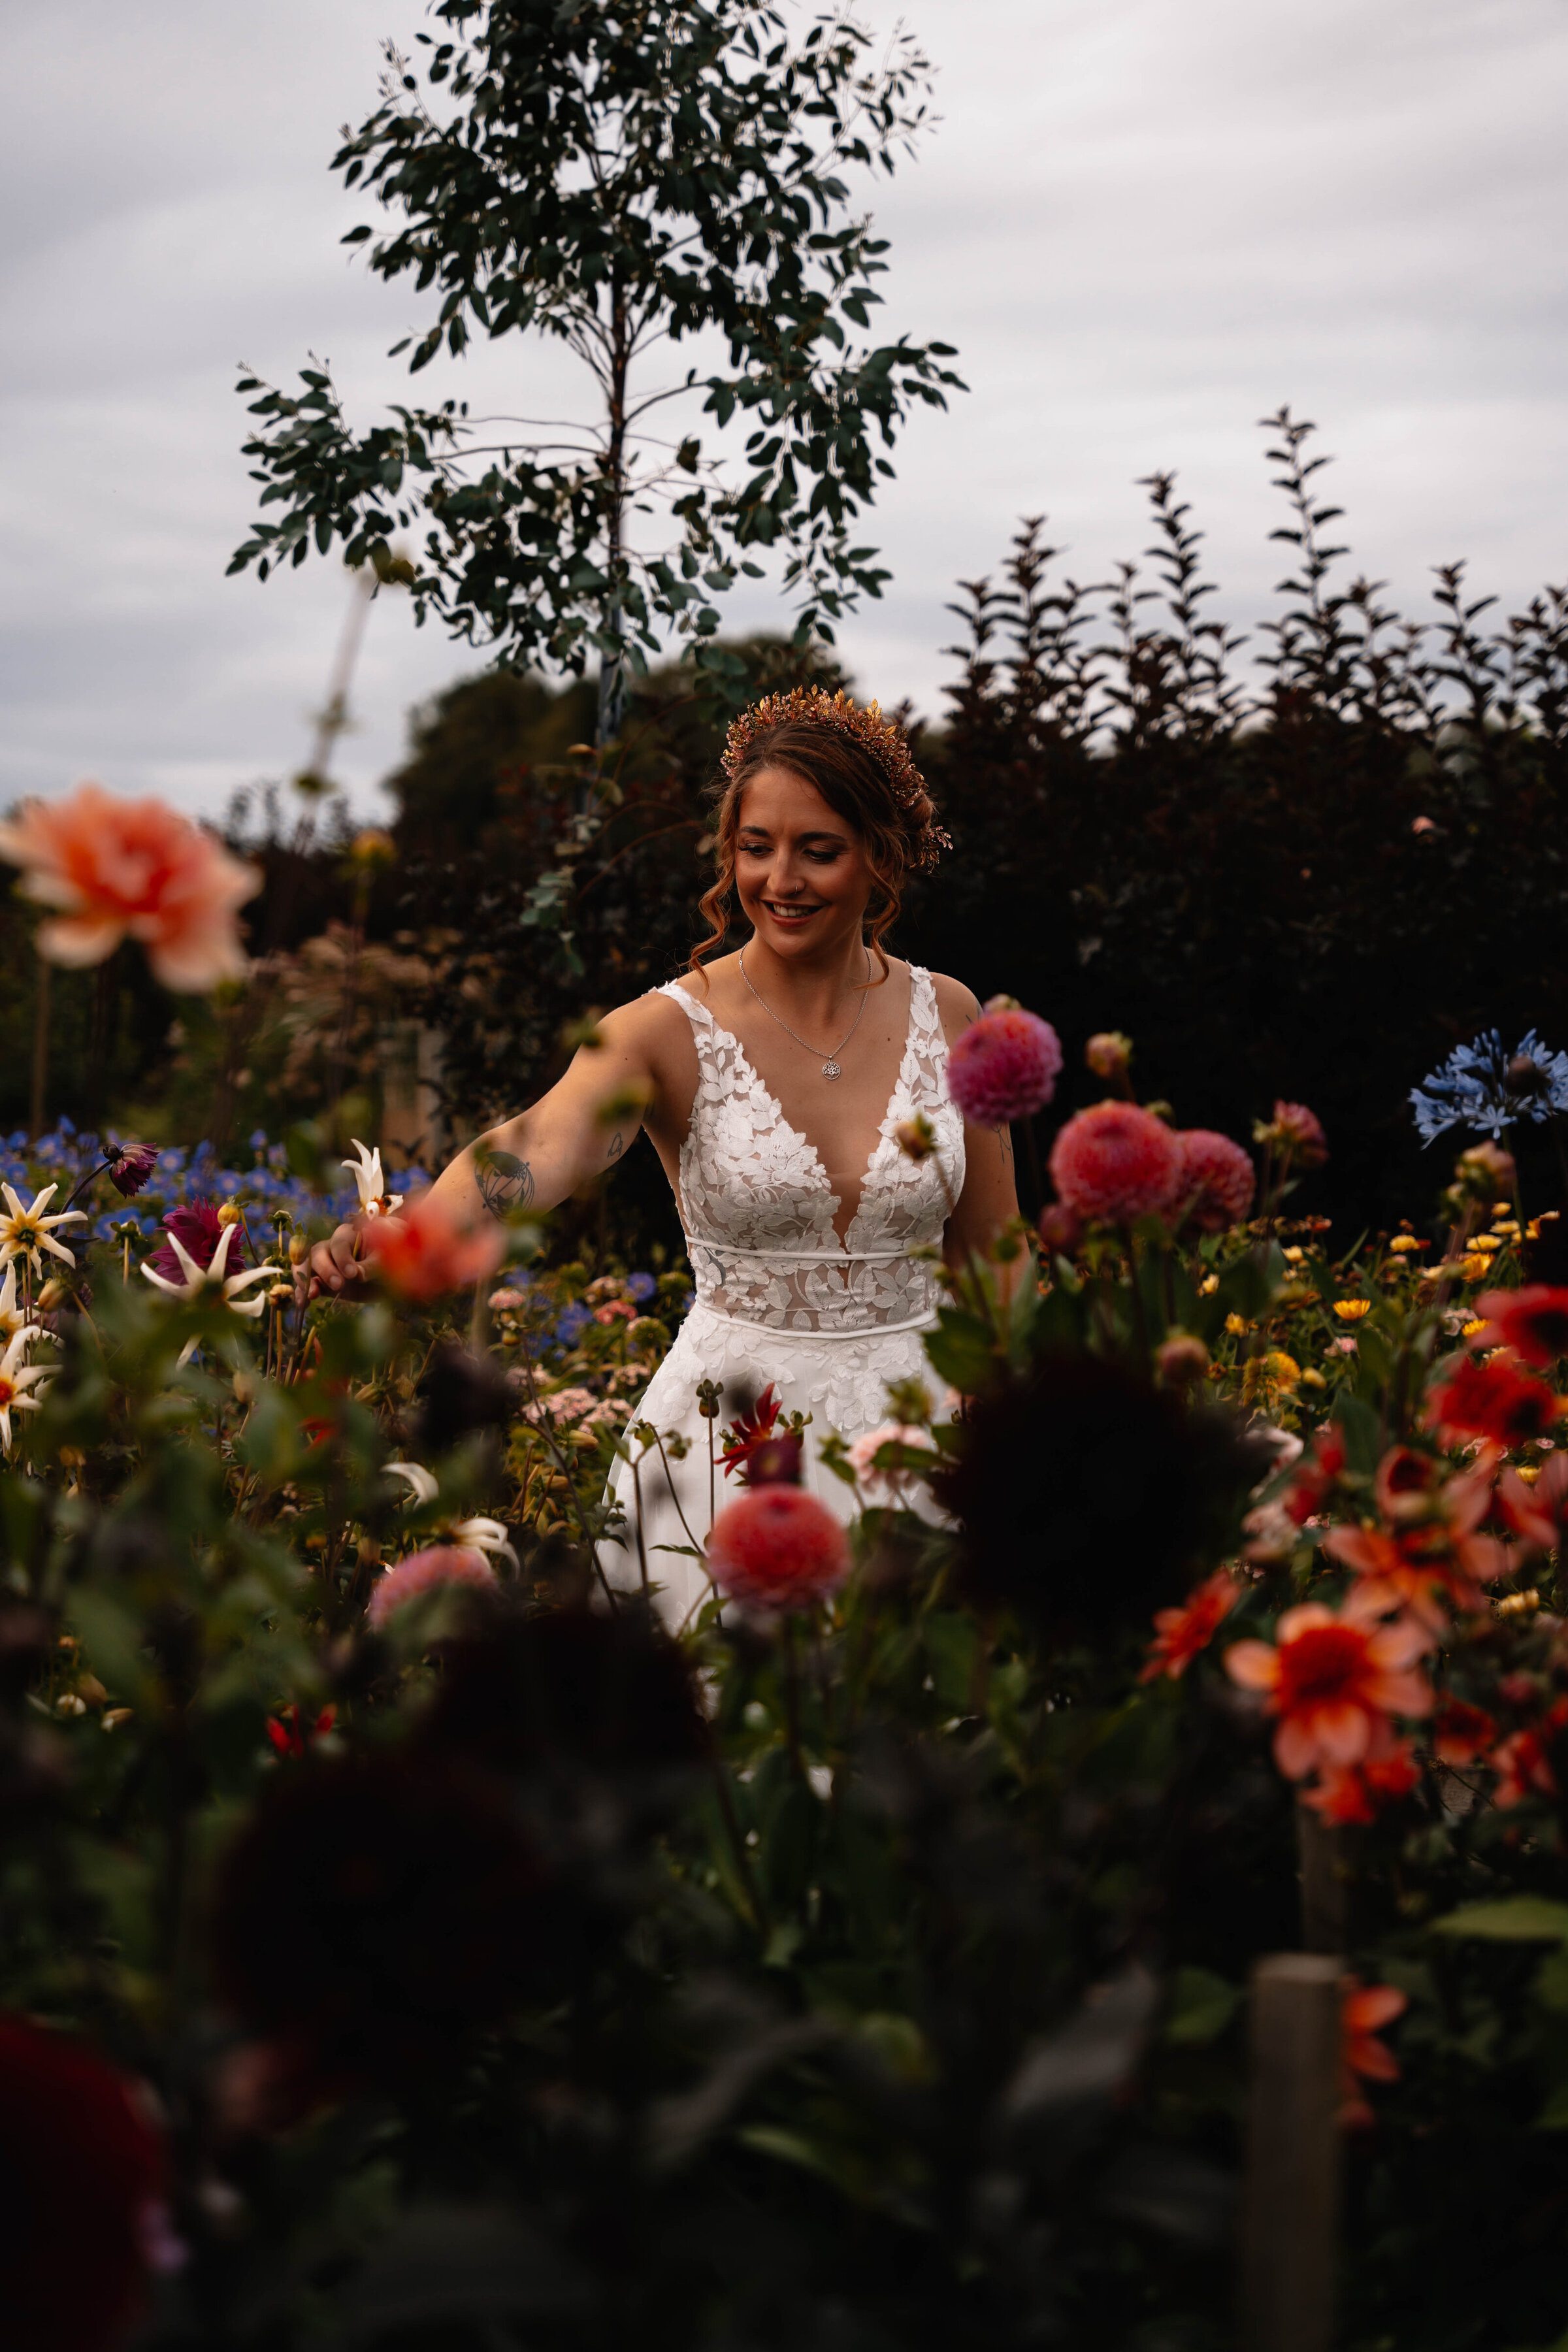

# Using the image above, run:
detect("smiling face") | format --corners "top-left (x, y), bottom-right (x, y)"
top-left (733, 764), bottom-right (876, 959)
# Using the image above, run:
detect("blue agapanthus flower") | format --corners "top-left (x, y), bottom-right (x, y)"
top-left (555, 1303), bottom-right (594, 1345)
top-left (1411, 1027), bottom-right (1568, 1145)
top-left (626, 1271), bottom-right (657, 1302)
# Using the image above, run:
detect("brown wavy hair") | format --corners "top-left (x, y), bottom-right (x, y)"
top-left (689, 720), bottom-right (940, 983)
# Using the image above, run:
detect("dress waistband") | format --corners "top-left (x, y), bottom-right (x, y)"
top-left (683, 1235), bottom-right (916, 1266)
top-left (686, 1297), bottom-right (939, 1342)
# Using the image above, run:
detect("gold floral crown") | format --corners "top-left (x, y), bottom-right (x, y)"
top-left (721, 686), bottom-right (951, 872)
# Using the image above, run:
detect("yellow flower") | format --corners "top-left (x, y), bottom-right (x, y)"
top-left (1198, 1274), bottom-right (1220, 1297)
top-left (1388, 1234), bottom-right (1421, 1254)
top-left (1224, 1313), bottom-right (1251, 1337)
top-left (1471, 1233), bottom-right (1501, 1252)
top-left (1460, 1319), bottom-right (1487, 1339)
top-left (1516, 1463), bottom-right (1542, 1486)
top-left (1266, 1350), bottom-right (1301, 1392)
top-left (1300, 1366), bottom-right (1328, 1390)
top-left (1282, 1245), bottom-right (1305, 1264)
top-left (1458, 1254), bottom-right (1491, 1281)
top-left (1333, 1298), bottom-right (1371, 1322)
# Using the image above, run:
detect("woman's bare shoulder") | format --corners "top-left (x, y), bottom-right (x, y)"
top-left (928, 971), bottom-right (983, 1039)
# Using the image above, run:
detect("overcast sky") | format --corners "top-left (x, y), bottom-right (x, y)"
top-left (3, 0), bottom-right (1565, 821)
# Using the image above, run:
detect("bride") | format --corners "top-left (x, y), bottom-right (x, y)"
top-left (304, 687), bottom-right (1017, 1621)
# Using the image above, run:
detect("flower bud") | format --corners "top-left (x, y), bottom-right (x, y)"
top-left (894, 1115), bottom-right (936, 1162)
top-left (288, 1233), bottom-right (310, 1266)
top-left (217, 1203), bottom-right (244, 1228)
top-left (1037, 1200), bottom-right (1083, 1256)
top-left (983, 992), bottom-right (1022, 1013)
top-left (1156, 1332), bottom-right (1209, 1387)
top-left (1085, 1030), bottom-right (1133, 1081)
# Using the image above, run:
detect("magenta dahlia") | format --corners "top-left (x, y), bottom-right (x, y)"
top-left (146, 1196), bottom-right (244, 1283)
top-left (1048, 1101), bottom-right (1183, 1224)
top-left (946, 1009), bottom-right (1063, 1126)
top-left (1171, 1128), bottom-right (1256, 1233)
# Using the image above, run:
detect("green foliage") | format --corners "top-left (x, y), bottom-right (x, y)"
top-left (229, 0), bottom-right (961, 736)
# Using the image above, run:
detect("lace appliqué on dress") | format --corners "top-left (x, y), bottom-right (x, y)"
top-left (658, 966), bottom-right (964, 1337)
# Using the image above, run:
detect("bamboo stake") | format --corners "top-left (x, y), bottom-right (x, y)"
top-left (1239, 1953), bottom-right (1343, 2352)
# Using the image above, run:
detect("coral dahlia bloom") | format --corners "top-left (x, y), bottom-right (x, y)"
top-left (1430, 1697), bottom-right (1497, 1767)
top-left (1497, 1451), bottom-right (1568, 1552)
top-left (1303, 1726), bottom-right (1420, 1826)
top-left (1340, 1979), bottom-right (1407, 2128)
top-left (1048, 1100), bottom-right (1183, 1225)
top-left (1170, 1129), bottom-right (1256, 1232)
top-left (0, 782), bottom-right (259, 990)
top-left (1139, 1568), bottom-right (1242, 1682)
top-left (1469, 1285), bottom-right (1568, 1369)
top-left (1489, 1697), bottom-right (1568, 1809)
top-left (946, 1008), bottom-right (1064, 1126)
top-left (1424, 1354), bottom-right (1565, 1448)
top-left (359, 1187), bottom-right (506, 1303)
top-left (706, 1485), bottom-right (850, 1612)
top-left (1226, 1599), bottom-right (1433, 1780)
top-left (367, 1546), bottom-right (498, 1631)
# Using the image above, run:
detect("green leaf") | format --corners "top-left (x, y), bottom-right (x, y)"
top-left (1164, 1966), bottom-right (1243, 2046)
top-left (1432, 1898), bottom-right (1568, 1942)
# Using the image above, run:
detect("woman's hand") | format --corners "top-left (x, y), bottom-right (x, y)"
top-left (299, 1218), bottom-right (368, 1301)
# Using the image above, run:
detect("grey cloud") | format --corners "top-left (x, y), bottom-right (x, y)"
top-left (3, 0), bottom-right (1567, 813)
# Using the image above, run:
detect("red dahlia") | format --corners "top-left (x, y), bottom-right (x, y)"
top-left (1048, 1100), bottom-right (1183, 1224)
top-left (707, 1486), bottom-right (850, 1612)
top-left (1170, 1128), bottom-right (1256, 1232)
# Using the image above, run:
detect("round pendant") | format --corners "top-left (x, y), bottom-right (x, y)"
top-left (822, 1060), bottom-right (841, 1081)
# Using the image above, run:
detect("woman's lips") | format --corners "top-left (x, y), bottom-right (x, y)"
top-left (762, 900), bottom-right (821, 922)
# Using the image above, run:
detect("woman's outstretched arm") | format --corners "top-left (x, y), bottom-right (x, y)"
top-left (301, 996), bottom-right (678, 1296)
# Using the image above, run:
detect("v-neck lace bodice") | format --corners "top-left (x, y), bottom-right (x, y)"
top-left (656, 965), bottom-right (964, 1337)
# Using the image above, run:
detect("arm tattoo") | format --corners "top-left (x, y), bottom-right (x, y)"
top-left (996, 1126), bottom-right (1013, 1164)
top-left (605, 1129), bottom-right (625, 1164)
top-left (476, 1149), bottom-right (535, 1218)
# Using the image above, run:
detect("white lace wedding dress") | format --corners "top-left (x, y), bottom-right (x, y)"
top-left (602, 965), bottom-right (965, 1625)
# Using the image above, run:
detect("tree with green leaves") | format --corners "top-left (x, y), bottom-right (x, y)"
top-left (231, 0), bottom-right (962, 743)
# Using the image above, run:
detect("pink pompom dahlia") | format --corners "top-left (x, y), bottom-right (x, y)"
top-left (1047, 1100), bottom-right (1183, 1224)
top-left (706, 1486), bottom-right (850, 1613)
top-left (367, 1546), bottom-right (498, 1631)
top-left (946, 1009), bottom-right (1063, 1126)
top-left (1170, 1128), bottom-right (1256, 1232)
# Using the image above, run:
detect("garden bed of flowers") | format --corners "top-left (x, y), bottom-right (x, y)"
top-left (0, 987), bottom-right (1564, 2352)
top-left (0, 773), bottom-right (1556, 2352)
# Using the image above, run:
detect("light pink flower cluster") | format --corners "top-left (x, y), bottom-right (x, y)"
top-left (845, 1422), bottom-right (938, 1508)
top-left (367, 1546), bottom-right (497, 1630)
top-left (946, 1009), bottom-right (1063, 1126)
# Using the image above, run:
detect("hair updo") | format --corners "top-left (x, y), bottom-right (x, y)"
top-left (689, 693), bottom-right (947, 981)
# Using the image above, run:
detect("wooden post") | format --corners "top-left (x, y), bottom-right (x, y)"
top-left (1239, 1953), bottom-right (1343, 2352)
top-left (1296, 1801), bottom-right (1348, 1955)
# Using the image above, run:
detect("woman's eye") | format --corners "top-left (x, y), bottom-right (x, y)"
top-left (806, 850), bottom-right (840, 865)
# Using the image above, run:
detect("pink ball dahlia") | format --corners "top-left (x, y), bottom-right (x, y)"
top-left (947, 1009), bottom-right (1063, 1126)
top-left (707, 1486), bottom-right (851, 1613)
top-left (1171, 1128), bottom-right (1256, 1233)
top-left (1047, 1100), bottom-right (1183, 1224)
top-left (367, 1546), bottom-right (498, 1631)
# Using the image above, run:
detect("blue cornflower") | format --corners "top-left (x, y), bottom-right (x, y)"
top-left (555, 1303), bottom-right (593, 1345)
top-left (1411, 1027), bottom-right (1568, 1144)
top-left (626, 1271), bottom-right (657, 1302)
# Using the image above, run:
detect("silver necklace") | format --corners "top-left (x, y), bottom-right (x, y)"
top-left (738, 946), bottom-right (870, 1081)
